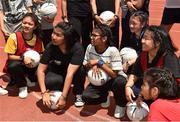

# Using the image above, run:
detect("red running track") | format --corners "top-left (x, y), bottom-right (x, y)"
top-left (0, 0), bottom-right (180, 121)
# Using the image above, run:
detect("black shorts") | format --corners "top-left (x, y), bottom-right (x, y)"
top-left (161, 8), bottom-right (180, 25)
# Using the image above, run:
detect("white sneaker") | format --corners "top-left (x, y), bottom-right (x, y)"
top-left (19, 86), bottom-right (28, 98)
top-left (74, 94), bottom-right (84, 107)
top-left (114, 105), bottom-right (126, 119)
top-left (0, 87), bottom-right (8, 95)
top-left (101, 94), bottom-right (110, 108)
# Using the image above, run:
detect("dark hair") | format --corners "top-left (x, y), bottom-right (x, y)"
top-left (130, 11), bottom-right (148, 27)
top-left (144, 25), bottom-right (178, 54)
top-left (144, 67), bottom-right (180, 100)
top-left (54, 22), bottom-right (80, 50)
top-left (22, 13), bottom-right (42, 38)
top-left (95, 23), bottom-right (113, 46)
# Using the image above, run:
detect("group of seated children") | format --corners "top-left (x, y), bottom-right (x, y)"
top-left (0, 12), bottom-right (180, 121)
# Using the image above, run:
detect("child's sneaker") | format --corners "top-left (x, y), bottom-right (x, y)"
top-left (74, 94), bottom-right (84, 107)
top-left (114, 105), bottom-right (126, 119)
top-left (0, 87), bottom-right (8, 95)
top-left (19, 86), bottom-right (28, 98)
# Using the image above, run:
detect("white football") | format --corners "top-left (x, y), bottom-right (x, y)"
top-left (119, 47), bottom-right (138, 65)
top-left (23, 50), bottom-right (40, 68)
top-left (87, 68), bottom-right (109, 86)
top-left (126, 101), bottom-right (149, 121)
top-left (39, 3), bottom-right (57, 19)
top-left (100, 11), bottom-right (115, 24)
top-left (49, 90), bottom-right (62, 110)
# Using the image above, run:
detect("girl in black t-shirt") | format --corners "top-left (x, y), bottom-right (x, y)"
top-left (37, 22), bottom-right (86, 109)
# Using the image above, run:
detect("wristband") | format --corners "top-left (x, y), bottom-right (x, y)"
top-left (41, 89), bottom-right (49, 95)
top-left (97, 58), bottom-right (105, 67)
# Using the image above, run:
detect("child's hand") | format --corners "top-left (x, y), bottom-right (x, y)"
top-left (136, 94), bottom-right (143, 108)
top-left (91, 66), bottom-right (102, 79)
top-left (42, 92), bottom-right (51, 108)
top-left (95, 15), bottom-right (104, 24)
top-left (125, 86), bottom-right (135, 103)
top-left (56, 95), bottom-right (66, 109)
top-left (23, 57), bottom-right (34, 68)
top-left (106, 16), bottom-right (117, 28)
top-left (127, 1), bottom-right (137, 12)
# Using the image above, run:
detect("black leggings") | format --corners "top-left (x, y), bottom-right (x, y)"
top-left (45, 67), bottom-right (86, 95)
top-left (7, 60), bottom-right (37, 87)
top-left (69, 16), bottom-right (92, 50)
top-left (82, 75), bottom-right (127, 107)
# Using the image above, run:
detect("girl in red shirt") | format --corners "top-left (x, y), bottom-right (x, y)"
top-left (141, 67), bottom-right (180, 121)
